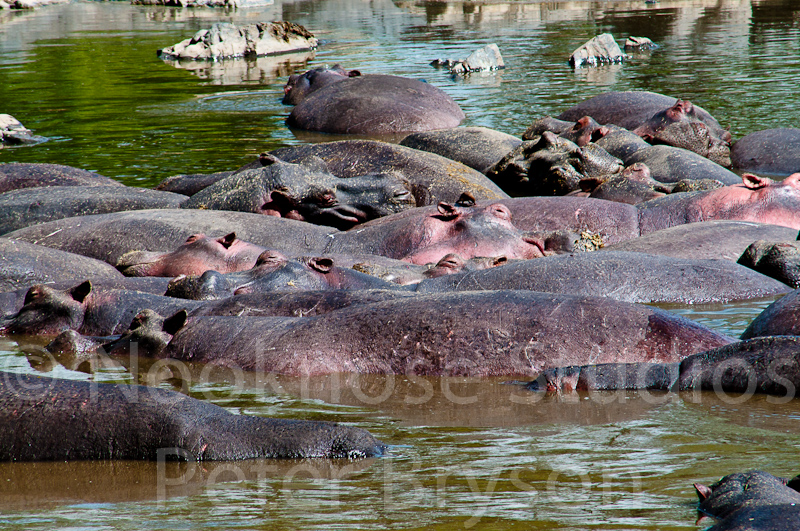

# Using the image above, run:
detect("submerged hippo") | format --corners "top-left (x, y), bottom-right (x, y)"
top-left (693, 470), bottom-right (800, 531)
top-left (282, 64), bottom-right (361, 105)
top-left (285, 73), bottom-right (465, 135)
top-left (0, 162), bottom-right (121, 193)
top-left (182, 154), bottom-right (416, 230)
top-left (637, 173), bottom-right (800, 234)
top-left (0, 371), bottom-right (385, 461)
top-left (525, 335), bottom-right (800, 399)
top-left (740, 288), bottom-right (800, 339)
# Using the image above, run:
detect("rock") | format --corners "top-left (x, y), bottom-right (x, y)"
top-left (569, 33), bottom-right (626, 68)
top-left (0, 114), bottom-right (46, 146)
top-left (158, 22), bottom-right (317, 61)
top-left (134, 0), bottom-right (269, 5)
top-left (624, 36), bottom-right (658, 50)
top-left (434, 44), bottom-right (505, 74)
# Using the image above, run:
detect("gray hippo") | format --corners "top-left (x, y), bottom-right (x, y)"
top-left (165, 254), bottom-right (404, 300)
top-left (270, 140), bottom-right (508, 206)
top-left (637, 173), bottom-right (800, 234)
top-left (0, 238), bottom-right (123, 293)
top-left (731, 127), bottom-right (800, 176)
top-left (0, 162), bottom-right (121, 193)
top-left (0, 280), bottom-right (203, 336)
top-left (414, 251), bottom-right (790, 304)
top-left (525, 335), bottom-right (800, 399)
top-left (740, 288), bottom-right (800, 339)
top-left (285, 73), bottom-right (465, 135)
top-left (0, 185), bottom-right (186, 235)
top-left (181, 154), bottom-right (416, 230)
top-left (117, 232), bottom-right (269, 277)
top-left (155, 290), bottom-right (733, 377)
top-left (604, 220), bottom-right (799, 261)
top-left (0, 371), bottom-right (385, 461)
top-left (694, 470), bottom-right (800, 531)
top-left (398, 127), bottom-right (522, 173)
top-left (738, 240), bottom-right (800, 289)
top-left (624, 145), bottom-right (741, 185)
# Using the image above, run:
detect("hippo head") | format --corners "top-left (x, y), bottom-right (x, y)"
top-left (101, 308), bottom-right (187, 358)
top-left (233, 255), bottom-right (398, 295)
top-left (0, 281), bottom-right (92, 336)
top-left (422, 253), bottom-right (509, 279)
top-left (166, 250), bottom-right (289, 300)
top-left (633, 99), bottom-right (732, 166)
top-left (560, 116), bottom-right (603, 146)
top-left (282, 64), bottom-right (361, 105)
top-left (401, 201), bottom-right (545, 265)
top-left (117, 232), bottom-right (267, 277)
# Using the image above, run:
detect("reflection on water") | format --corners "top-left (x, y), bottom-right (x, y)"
top-left (2, 0), bottom-right (800, 529)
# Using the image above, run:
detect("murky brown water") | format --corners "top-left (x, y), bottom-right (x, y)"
top-left (2, 0), bottom-right (800, 529)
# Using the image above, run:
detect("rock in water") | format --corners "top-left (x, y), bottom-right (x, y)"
top-left (569, 33), bottom-right (626, 67)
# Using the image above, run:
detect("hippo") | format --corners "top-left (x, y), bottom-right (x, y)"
top-left (593, 124), bottom-right (651, 160)
top-left (282, 64), bottom-right (361, 105)
top-left (285, 73), bottom-right (465, 135)
top-left (116, 232), bottom-right (269, 277)
top-left (603, 220), bottom-right (799, 262)
top-left (414, 251), bottom-right (790, 304)
top-left (398, 127), bottom-right (522, 173)
top-left (577, 162), bottom-right (667, 204)
top-left (270, 140), bottom-right (509, 206)
top-left (624, 145), bottom-right (741, 185)
top-left (0, 280), bottom-right (203, 336)
top-left (0, 238), bottom-right (123, 293)
top-left (0, 185), bottom-right (186, 235)
top-left (485, 132), bottom-right (624, 196)
top-left (156, 290), bottom-right (733, 377)
top-left (556, 91), bottom-right (731, 164)
top-left (738, 240), bottom-right (800, 289)
top-left (637, 173), bottom-right (800, 234)
top-left (155, 170), bottom-right (235, 196)
top-left (740, 288), bottom-right (800, 339)
top-left (694, 470), bottom-right (800, 531)
top-left (0, 370), bottom-right (385, 461)
top-left (525, 335), bottom-right (800, 399)
top-left (326, 200), bottom-right (545, 265)
top-left (0, 163), bottom-right (122, 193)
top-left (165, 253), bottom-right (404, 300)
top-left (731, 127), bottom-right (800, 176)
top-left (4, 209), bottom-right (337, 266)
top-left (181, 154), bottom-right (416, 230)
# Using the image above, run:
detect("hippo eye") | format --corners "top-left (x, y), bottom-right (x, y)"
top-left (488, 204), bottom-right (512, 221)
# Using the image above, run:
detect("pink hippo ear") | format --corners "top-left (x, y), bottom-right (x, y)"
top-left (260, 190), bottom-right (300, 219)
top-left (454, 192), bottom-right (476, 207)
top-left (435, 202), bottom-right (461, 220)
top-left (666, 99), bottom-right (692, 121)
top-left (741, 173), bottom-right (774, 190)
top-left (69, 281), bottom-right (93, 303)
top-left (490, 256), bottom-right (508, 268)
top-left (184, 233), bottom-right (204, 244)
top-left (255, 250), bottom-right (287, 267)
top-left (435, 253), bottom-right (465, 270)
top-left (218, 232), bottom-right (237, 249)
top-left (693, 483), bottom-right (713, 501)
top-left (308, 257), bottom-right (334, 273)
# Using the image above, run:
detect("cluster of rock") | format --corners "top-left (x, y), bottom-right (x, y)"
top-left (0, 114), bottom-right (46, 147)
top-left (569, 33), bottom-right (657, 68)
top-left (132, 0), bottom-right (269, 6)
top-left (0, 0), bottom-right (65, 8)
top-left (158, 22), bottom-right (317, 61)
top-left (430, 43), bottom-right (505, 74)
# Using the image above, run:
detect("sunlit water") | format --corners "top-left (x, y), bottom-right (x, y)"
top-left (2, 0), bottom-right (800, 529)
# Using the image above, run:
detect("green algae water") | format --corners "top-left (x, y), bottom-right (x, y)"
top-left (2, 0), bottom-right (800, 529)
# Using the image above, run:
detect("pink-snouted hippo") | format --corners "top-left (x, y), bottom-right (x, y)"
top-left (282, 64), bottom-right (361, 105)
top-left (157, 290), bottom-right (734, 377)
top-left (286, 74), bottom-right (466, 135)
top-left (328, 201), bottom-right (545, 265)
top-left (0, 370), bottom-right (385, 461)
top-left (116, 232), bottom-right (268, 277)
top-left (637, 172), bottom-right (800, 234)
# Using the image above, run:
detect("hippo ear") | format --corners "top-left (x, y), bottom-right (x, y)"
top-left (693, 483), bottom-right (713, 501)
top-left (436, 253), bottom-right (464, 270)
top-left (308, 257), bottom-right (334, 273)
top-left (259, 153), bottom-right (280, 167)
top-left (579, 177), bottom-right (603, 192)
top-left (23, 285), bottom-right (48, 306)
top-left (185, 233), bottom-right (204, 244)
top-left (741, 173), bottom-right (773, 190)
top-left (348, 70), bottom-right (361, 77)
top-left (256, 250), bottom-right (287, 267)
top-left (454, 192), bottom-right (476, 207)
top-left (70, 281), bottom-right (93, 303)
top-left (219, 232), bottom-right (237, 248)
top-left (490, 256), bottom-right (508, 268)
top-left (162, 310), bottom-right (188, 336)
top-left (261, 190), bottom-right (297, 218)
